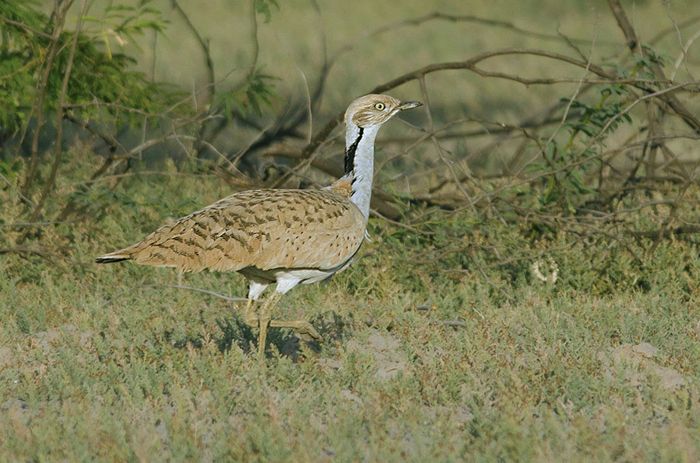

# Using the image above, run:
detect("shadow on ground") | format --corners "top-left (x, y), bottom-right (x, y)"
top-left (211, 310), bottom-right (356, 361)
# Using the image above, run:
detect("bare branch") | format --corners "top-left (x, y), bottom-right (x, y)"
top-left (608, 0), bottom-right (700, 135)
top-left (170, 0), bottom-right (215, 100)
top-left (0, 15), bottom-right (53, 39)
top-left (29, 0), bottom-right (88, 223)
top-left (20, 0), bottom-right (75, 197)
top-left (607, 0), bottom-right (640, 52)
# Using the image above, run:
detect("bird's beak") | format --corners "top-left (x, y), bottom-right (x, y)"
top-left (398, 100), bottom-right (422, 111)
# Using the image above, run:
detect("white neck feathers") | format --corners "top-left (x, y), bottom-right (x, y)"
top-left (343, 122), bottom-right (379, 221)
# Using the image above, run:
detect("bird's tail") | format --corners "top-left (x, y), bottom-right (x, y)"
top-left (95, 250), bottom-right (132, 264)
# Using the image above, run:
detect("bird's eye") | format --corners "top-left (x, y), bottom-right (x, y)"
top-left (374, 102), bottom-right (385, 111)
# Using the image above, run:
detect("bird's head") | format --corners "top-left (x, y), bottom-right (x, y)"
top-left (345, 94), bottom-right (422, 128)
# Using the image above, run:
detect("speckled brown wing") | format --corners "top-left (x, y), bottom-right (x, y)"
top-left (97, 189), bottom-right (366, 273)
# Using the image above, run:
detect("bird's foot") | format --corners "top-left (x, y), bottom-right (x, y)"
top-left (238, 299), bottom-right (321, 360)
top-left (241, 300), bottom-right (259, 329)
top-left (270, 319), bottom-right (322, 342)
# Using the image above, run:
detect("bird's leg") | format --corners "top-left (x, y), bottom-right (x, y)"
top-left (242, 299), bottom-right (258, 328)
top-left (257, 291), bottom-right (282, 361)
top-left (269, 319), bottom-right (321, 341)
top-left (242, 281), bottom-right (268, 329)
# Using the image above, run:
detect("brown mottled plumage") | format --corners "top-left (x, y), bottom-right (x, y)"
top-left (97, 188), bottom-right (365, 273)
top-left (97, 94), bottom-right (421, 360)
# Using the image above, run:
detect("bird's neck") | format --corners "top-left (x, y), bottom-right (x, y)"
top-left (343, 122), bottom-right (379, 221)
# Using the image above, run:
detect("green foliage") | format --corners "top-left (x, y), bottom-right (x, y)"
top-left (84, 0), bottom-right (168, 56)
top-left (0, 0), bottom-right (42, 136)
top-left (633, 46), bottom-right (666, 79)
top-left (510, 42), bottom-right (680, 218)
top-left (524, 82), bottom-right (635, 214)
top-left (0, 157), bottom-right (22, 182)
top-left (254, 0), bottom-right (280, 23)
top-left (219, 70), bottom-right (277, 117)
top-left (0, 0), bottom-right (183, 140)
top-left (565, 85), bottom-right (632, 138)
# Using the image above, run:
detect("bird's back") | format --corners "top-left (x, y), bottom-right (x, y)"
top-left (97, 188), bottom-right (366, 273)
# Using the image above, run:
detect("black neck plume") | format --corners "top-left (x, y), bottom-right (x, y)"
top-left (344, 127), bottom-right (364, 175)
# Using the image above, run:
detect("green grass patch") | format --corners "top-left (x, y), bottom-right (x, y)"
top-left (1, 169), bottom-right (699, 461)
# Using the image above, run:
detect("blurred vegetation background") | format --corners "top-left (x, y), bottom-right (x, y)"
top-left (1, 0), bottom-right (700, 460)
top-left (2, 0), bottom-right (699, 240)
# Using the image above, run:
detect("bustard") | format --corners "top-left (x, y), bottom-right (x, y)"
top-left (96, 94), bottom-right (421, 359)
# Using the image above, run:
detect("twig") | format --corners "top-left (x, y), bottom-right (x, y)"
top-left (144, 284), bottom-right (248, 303)
top-left (533, 84), bottom-right (695, 180)
top-left (630, 225), bottom-right (700, 239)
top-left (170, 0), bottom-right (220, 161)
top-left (0, 15), bottom-right (53, 39)
top-left (545, 35), bottom-right (596, 148)
top-left (607, 0), bottom-right (700, 135)
top-left (298, 67), bottom-right (313, 144)
top-left (29, 0), bottom-right (88, 223)
top-left (418, 76), bottom-right (474, 208)
top-left (607, 0), bottom-right (640, 51)
top-left (20, 0), bottom-right (74, 197)
top-left (170, 0), bottom-right (215, 99)
top-left (429, 319), bottom-right (468, 328)
top-left (328, 11), bottom-right (611, 72)
top-left (286, 46), bottom-right (652, 179)
top-left (64, 112), bottom-right (124, 154)
top-left (649, 14), bottom-right (700, 45)
top-left (671, 29), bottom-right (700, 80)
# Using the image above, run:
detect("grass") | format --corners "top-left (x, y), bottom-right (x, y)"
top-left (3, 0), bottom-right (700, 460)
top-left (1, 169), bottom-right (699, 462)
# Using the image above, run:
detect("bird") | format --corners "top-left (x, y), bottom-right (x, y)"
top-left (96, 94), bottom-right (422, 360)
